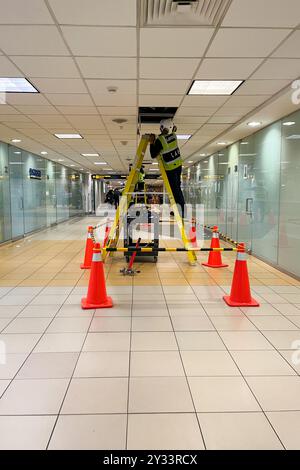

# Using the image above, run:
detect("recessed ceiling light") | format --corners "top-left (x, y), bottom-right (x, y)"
top-left (199, 153), bottom-right (206, 157)
top-left (241, 142), bottom-right (249, 145)
top-left (55, 134), bottom-right (83, 139)
top-left (247, 122), bottom-right (262, 128)
top-left (0, 77), bottom-right (39, 93)
top-left (70, 165), bottom-right (75, 167)
top-left (286, 134), bottom-right (300, 140)
top-left (41, 151), bottom-right (48, 155)
top-left (217, 142), bottom-right (227, 146)
top-left (56, 159), bottom-right (64, 162)
top-left (81, 153), bottom-right (99, 157)
top-left (177, 134), bottom-right (191, 140)
top-left (188, 161), bottom-right (193, 164)
top-left (14, 151), bottom-right (21, 155)
top-left (283, 121), bottom-right (296, 126)
top-left (11, 139), bottom-right (21, 143)
top-left (94, 162), bottom-right (107, 165)
top-left (188, 80), bottom-right (243, 96)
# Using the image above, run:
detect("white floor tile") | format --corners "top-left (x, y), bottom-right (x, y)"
top-left (0, 353), bottom-right (28, 379)
top-left (129, 377), bottom-right (194, 413)
top-left (231, 350), bottom-right (296, 376)
top-left (61, 378), bottom-right (128, 414)
top-left (172, 316), bottom-right (215, 332)
top-left (89, 317), bottom-right (131, 332)
top-left (46, 317), bottom-right (91, 333)
top-left (198, 412), bottom-right (283, 450)
top-left (0, 306), bottom-right (23, 319)
top-left (0, 378), bottom-right (68, 415)
top-left (181, 350), bottom-right (240, 376)
top-left (250, 316), bottom-right (298, 331)
top-left (246, 376), bottom-right (300, 411)
top-left (0, 380), bottom-right (10, 396)
top-left (3, 318), bottom-right (52, 334)
top-left (74, 351), bottom-right (129, 377)
top-left (0, 333), bottom-right (41, 353)
top-left (130, 351), bottom-right (184, 377)
top-left (131, 317), bottom-right (173, 332)
top-left (176, 332), bottom-right (226, 351)
top-left (0, 416), bottom-right (56, 450)
top-left (189, 376), bottom-right (260, 412)
top-left (48, 414), bottom-right (127, 450)
top-left (16, 352), bottom-right (79, 379)
top-left (131, 332), bottom-right (178, 351)
top-left (127, 413), bottom-right (204, 450)
top-left (83, 332), bottom-right (130, 352)
top-left (210, 316), bottom-right (257, 332)
top-left (263, 330), bottom-right (300, 349)
top-left (219, 331), bottom-right (273, 350)
top-left (267, 411), bottom-right (300, 450)
top-left (18, 305), bottom-right (60, 318)
top-left (33, 333), bottom-right (86, 353)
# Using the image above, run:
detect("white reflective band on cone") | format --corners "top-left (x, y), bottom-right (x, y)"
top-left (237, 252), bottom-right (247, 261)
top-left (92, 252), bottom-right (102, 262)
top-left (212, 233), bottom-right (219, 239)
top-left (88, 233), bottom-right (92, 238)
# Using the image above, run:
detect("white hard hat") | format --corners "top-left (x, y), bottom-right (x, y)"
top-left (160, 118), bottom-right (174, 134)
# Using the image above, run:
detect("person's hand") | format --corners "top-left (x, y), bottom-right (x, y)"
top-left (149, 133), bottom-right (156, 144)
top-left (172, 125), bottom-right (177, 133)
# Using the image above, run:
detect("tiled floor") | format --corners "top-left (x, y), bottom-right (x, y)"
top-left (0, 217), bottom-right (300, 449)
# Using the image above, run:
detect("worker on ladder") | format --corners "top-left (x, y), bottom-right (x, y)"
top-left (150, 119), bottom-right (185, 218)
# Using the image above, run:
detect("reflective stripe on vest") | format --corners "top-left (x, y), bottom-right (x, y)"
top-left (158, 133), bottom-right (182, 171)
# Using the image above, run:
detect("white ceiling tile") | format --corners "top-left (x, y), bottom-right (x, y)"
top-left (182, 96), bottom-right (228, 107)
top-left (176, 116), bottom-right (208, 125)
top-left (139, 95), bottom-right (182, 107)
top-left (86, 80), bottom-right (136, 95)
top-left (6, 94), bottom-right (49, 105)
top-left (46, 94), bottom-right (94, 106)
top-left (0, 26), bottom-right (69, 55)
top-left (251, 59), bottom-right (300, 79)
top-left (0, 56), bottom-right (23, 76)
top-left (196, 58), bottom-right (264, 80)
top-left (62, 27), bottom-right (136, 56)
top-left (0, 105), bottom-right (20, 115)
top-left (194, 124), bottom-right (229, 136)
top-left (140, 28), bottom-right (214, 58)
top-left (223, 0), bottom-right (300, 28)
top-left (0, 0), bottom-right (54, 24)
top-left (208, 116), bottom-right (240, 124)
top-left (66, 115), bottom-right (105, 129)
top-left (88, 94), bottom-right (137, 106)
top-left (215, 106), bottom-right (253, 116)
top-left (139, 58), bottom-right (200, 79)
top-left (49, 0), bottom-right (136, 26)
top-left (29, 115), bottom-right (70, 126)
top-left (98, 107), bottom-right (137, 116)
top-left (30, 78), bottom-right (87, 94)
top-left (57, 106), bottom-right (98, 115)
top-left (10, 56), bottom-right (80, 78)
top-left (235, 79), bottom-right (290, 95)
top-left (14, 105), bottom-right (59, 115)
top-left (76, 57), bottom-right (137, 79)
top-left (272, 31), bottom-right (300, 58)
top-left (139, 79), bottom-right (190, 95)
top-left (176, 107), bottom-right (218, 116)
top-left (0, 114), bottom-right (30, 123)
top-left (207, 29), bottom-right (291, 58)
top-left (225, 95), bottom-right (271, 107)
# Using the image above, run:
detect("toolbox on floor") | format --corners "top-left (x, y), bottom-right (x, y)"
top-left (124, 205), bottom-right (159, 262)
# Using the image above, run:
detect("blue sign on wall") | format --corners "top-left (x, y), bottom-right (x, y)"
top-left (29, 168), bottom-right (42, 180)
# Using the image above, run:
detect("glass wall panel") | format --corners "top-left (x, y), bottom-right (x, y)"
top-left (22, 152), bottom-right (47, 233)
top-left (279, 112), bottom-right (300, 277)
top-left (68, 170), bottom-right (84, 217)
top-left (225, 144), bottom-right (239, 242)
top-left (8, 146), bottom-right (25, 239)
top-left (0, 142), bottom-right (12, 242)
top-left (56, 164), bottom-right (70, 222)
top-left (216, 150), bottom-right (229, 235)
top-left (45, 160), bottom-right (57, 226)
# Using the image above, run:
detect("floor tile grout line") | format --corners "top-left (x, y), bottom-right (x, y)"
top-left (157, 266), bottom-right (208, 451)
top-left (123, 273), bottom-right (134, 450)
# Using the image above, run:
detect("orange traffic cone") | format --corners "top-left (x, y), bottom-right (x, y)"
top-left (81, 243), bottom-right (113, 310)
top-left (223, 243), bottom-right (259, 307)
top-left (189, 218), bottom-right (197, 248)
top-left (80, 226), bottom-right (95, 269)
top-left (202, 226), bottom-right (229, 268)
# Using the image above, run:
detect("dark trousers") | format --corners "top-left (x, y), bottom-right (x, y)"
top-left (166, 166), bottom-right (185, 217)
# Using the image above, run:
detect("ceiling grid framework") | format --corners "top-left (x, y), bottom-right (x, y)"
top-left (0, 0), bottom-right (299, 173)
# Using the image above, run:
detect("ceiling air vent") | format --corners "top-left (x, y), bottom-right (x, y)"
top-left (141, 0), bottom-right (231, 26)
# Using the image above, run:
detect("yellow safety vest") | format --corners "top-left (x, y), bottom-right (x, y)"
top-left (138, 171), bottom-right (145, 183)
top-left (158, 133), bottom-right (182, 171)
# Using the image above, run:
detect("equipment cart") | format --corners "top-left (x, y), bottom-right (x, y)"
top-left (124, 205), bottom-right (159, 263)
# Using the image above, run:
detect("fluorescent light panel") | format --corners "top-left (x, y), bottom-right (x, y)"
top-left (188, 80), bottom-right (243, 96)
top-left (55, 134), bottom-right (83, 139)
top-left (81, 153), bottom-right (99, 157)
top-left (177, 134), bottom-right (191, 140)
top-left (0, 77), bottom-right (39, 93)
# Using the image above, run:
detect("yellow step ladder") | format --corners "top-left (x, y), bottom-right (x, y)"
top-left (103, 134), bottom-right (197, 265)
